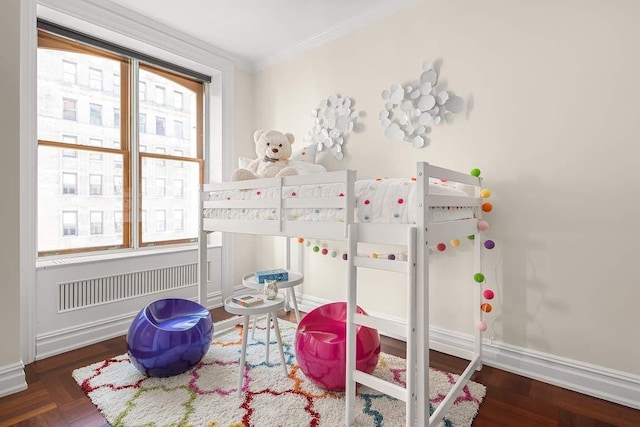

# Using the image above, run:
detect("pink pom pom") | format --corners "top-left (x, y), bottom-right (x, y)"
top-left (478, 220), bottom-right (489, 231)
top-left (483, 289), bottom-right (495, 300)
top-left (477, 321), bottom-right (488, 332)
top-left (436, 243), bottom-right (446, 252)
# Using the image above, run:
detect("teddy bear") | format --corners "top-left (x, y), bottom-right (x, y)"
top-left (231, 129), bottom-right (298, 181)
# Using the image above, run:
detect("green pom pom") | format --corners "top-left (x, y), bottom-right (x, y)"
top-left (470, 168), bottom-right (481, 177)
top-left (312, 246), bottom-right (320, 252)
top-left (467, 235), bottom-right (475, 240)
top-left (474, 273), bottom-right (485, 283)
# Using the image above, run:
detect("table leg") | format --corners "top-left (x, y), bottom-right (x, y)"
top-left (265, 313), bottom-right (271, 364)
top-left (289, 287), bottom-right (301, 323)
top-left (238, 315), bottom-right (250, 397)
top-left (271, 311), bottom-right (288, 377)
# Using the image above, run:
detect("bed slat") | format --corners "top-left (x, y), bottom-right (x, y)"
top-left (353, 256), bottom-right (409, 274)
top-left (427, 195), bottom-right (481, 208)
top-left (426, 218), bottom-right (478, 243)
top-left (425, 164), bottom-right (482, 186)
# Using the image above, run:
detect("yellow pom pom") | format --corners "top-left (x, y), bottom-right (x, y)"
top-left (450, 239), bottom-right (461, 247)
top-left (370, 253), bottom-right (378, 259)
top-left (480, 188), bottom-right (491, 199)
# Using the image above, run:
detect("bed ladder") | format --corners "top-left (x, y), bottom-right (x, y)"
top-left (345, 223), bottom-right (418, 426)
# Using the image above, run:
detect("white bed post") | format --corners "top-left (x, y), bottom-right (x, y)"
top-left (345, 223), bottom-right (358, 426)
top-left (474, 177), bottom-right (484, 367)
top-left (415, 162), bottom-right (430, 426)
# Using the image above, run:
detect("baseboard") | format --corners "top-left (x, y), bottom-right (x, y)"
top-left (297, 294), bottom-right (640, 410)
top-left (0, 362), bottom-right (27, 398)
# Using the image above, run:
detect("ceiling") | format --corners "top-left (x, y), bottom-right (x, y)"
top-left (106, 0), bottom-right (419, 69)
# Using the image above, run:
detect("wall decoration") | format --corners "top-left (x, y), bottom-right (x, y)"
top-left (305, 94), bottom-right (361, 160)
top-left (379, 61), bottom-right (464, 148)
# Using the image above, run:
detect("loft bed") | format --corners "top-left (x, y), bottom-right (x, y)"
top-left (199, 161), bottom-right (484, 427)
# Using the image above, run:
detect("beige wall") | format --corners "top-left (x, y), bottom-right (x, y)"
top-left (0, 0), bottom-right (23, 366)
top-left (251, 0), bottom-right (640, 375)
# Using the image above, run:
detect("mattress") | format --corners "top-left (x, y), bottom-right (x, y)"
top-left (203, 178), bottom-right (474, 224)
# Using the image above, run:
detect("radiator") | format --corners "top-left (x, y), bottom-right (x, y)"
top-left (58, 262), bottom-right (202, 312)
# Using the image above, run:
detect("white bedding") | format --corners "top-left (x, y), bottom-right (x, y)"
top-left (204, 178), bottom-right (474, 224)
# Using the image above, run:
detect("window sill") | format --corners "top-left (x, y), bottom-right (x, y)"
top-left (36, 242), bottom-right (220, 270)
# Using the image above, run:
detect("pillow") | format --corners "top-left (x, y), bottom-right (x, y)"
top-left (237, 157), bottom-right (326, 175)
top-left (290, 144), bottom-right (318, 163)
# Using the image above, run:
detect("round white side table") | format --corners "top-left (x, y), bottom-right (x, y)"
top-left (224, 295), bottom-right (288, 397)
top-left (242, 271), bottom-right (303, 322)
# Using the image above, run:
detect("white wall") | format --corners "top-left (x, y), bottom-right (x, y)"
top-left (0, 0), bottom-right (23, 370)
top-left (250, 0), bottom-right (640, 376)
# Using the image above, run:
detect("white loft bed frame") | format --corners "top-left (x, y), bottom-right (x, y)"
top-left (199, 161), bottom-right (484, 426)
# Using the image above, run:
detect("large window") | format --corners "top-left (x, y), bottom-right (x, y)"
top-left (37, 28), bottom-right (205, 256)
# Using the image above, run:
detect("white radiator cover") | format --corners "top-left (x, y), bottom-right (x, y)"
top-left (36, 247), bottom-right (222, 359)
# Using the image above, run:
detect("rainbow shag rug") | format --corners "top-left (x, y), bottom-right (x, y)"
top-left (73, 319), bottom-right (485, 426)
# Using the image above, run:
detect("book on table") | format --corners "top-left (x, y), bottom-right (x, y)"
top-left (254, 268), bottom-right (289, 283)
top-left (231, 294), bottom-right (264, 307)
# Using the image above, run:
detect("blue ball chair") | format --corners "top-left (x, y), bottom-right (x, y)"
top-left (127, 298), bottom-right (213, 377)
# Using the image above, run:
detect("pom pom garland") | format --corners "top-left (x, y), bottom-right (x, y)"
top-left (484, 239), bottom-right (495, 249)
top-left (478, 220), bottom-right (489, 231)
top-left (480, 188), bottom-right (491, 198)
top-left (474, 273), bottom-right (485, 283)
top-left (470, 168), bottom-right (481, 177)
top-left (450, 238), bottom-right (461, 247)
top-left (481, 303), bottom-right (492, 313)
top-left (482, 202), bottom-right (493, 213)
top-left (483, 289), bottom-right (495, 300)
top-left (476, 321), bottom-right (488, 331)
top-left (436, 243), bottom-right (446, 251)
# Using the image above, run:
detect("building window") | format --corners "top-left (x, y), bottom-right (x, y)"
top-left (174, 90), bottom-right (183, 110)
top-left (62, 211), bottom-right (78, 236)
top-left (62, 135), bottom-right (78, 158)
top-left (89, 103), bottom-right (102, 125)
top-left (155, 177), bottom-right (166, 197)
top-left (173, 179), bottom-right (184, 198)
top-left (37, 28), bottom-right (207, 255)
top-left (113, 175), bottom-right (122, 195)
top-left (155, 210), bottom-right (166, 232)
top-left (114, 211), bottom-right (123, 233)
top-left (89, 67), bottom-right (103, 90)
top-left (156, 116), bottom-right (166, 136)
top-left (174, 209), bottom-right (184, 231)
top-left (139, 113), bottom-right (146, 133)
top-left (63, 98), bottom-right (77, 121)
top-left (139, 81), bottom-right (147, 101)
top-left (155, 85), bottom-right (165, 104)
top-left (62, 172), bottom-right (77, 195)
top-left (89, 174), bottom-right (103, 195)
top-left (174, 120), bottom-right (183, 139)
top-left (62, 60), bottom-right (76, 84)
top-left (89, 138), bottom-right (103, 160)
top-left (155, 146), bottom-right (166, 166)
top-left (173, 149), bottom-right (184, 168)
top-left (113, 73), bottom-right (120, 95)
top-left (90, 211), bottom-right (103, 234)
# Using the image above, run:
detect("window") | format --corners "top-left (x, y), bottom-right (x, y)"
top-left (89, 138), bottom-right (103, 160)
top-left (38, 28), bottom-right (206, 255)
top-left (139, 113), bottom-right (146, 133)
top-left (173, 179), bottom-right (184, 197)
top-left (89, 174), bottom-right (103, 195)
top-left (155, 178), bottom-right (166, 197)
top-left (113, 175), bottom-right (122, 195)
top-left (174, 209), bottom-right (184, 231)
top-left (62, 211), bottom-right (78, 236)
top-left (139, 81), bottom-right (147, 101)
top-left (174, 120), bottom-right (183, 139)
top-left (62, 60), bottom-right (76, 84)
top-left (63, 98), bottom-right (77, 121)
top-left (155, 85), bottom-right (165, 104)
top-left (113, 73), bottom-right (120, 95)
top-left (62, 135), bottom-right (78, 158)
top-left (89, 67), bottom-right (103, 90)
top-left (62, 172), bottom-right (77, 195)
top-left (89, 103), bottom-right (102, 125)
top-left (156, 116), bottom-right (166, 136)
top-left (155, 210), bottom-right (166, 232)
top-left (90, 211), bottom-right (103, 234)
top-left (174, 91), bottom-right (183, 110)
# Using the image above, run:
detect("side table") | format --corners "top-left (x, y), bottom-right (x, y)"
top-left (242, 271), bottom-right (303, 322)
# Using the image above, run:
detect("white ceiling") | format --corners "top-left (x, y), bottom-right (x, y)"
top-left (106, 0), bottom-right (419, 69)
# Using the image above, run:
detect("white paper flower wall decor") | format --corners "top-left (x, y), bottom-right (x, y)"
top-left (380, 61), bottom-right (464, 148)
top-left (305, 94), bottom-right (361, 160)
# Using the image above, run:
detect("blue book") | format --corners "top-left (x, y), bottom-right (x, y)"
top-left (255, 269), bottom-right (289, 283)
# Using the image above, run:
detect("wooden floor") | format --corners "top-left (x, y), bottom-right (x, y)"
top-left (1, 308), bottom-right (639, 427)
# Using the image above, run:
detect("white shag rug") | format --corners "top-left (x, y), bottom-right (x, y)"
top-left (73, 319), bottom-right (485, 426)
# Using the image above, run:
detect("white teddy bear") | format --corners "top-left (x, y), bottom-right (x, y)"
top-left (231, 129), bottom-right (298, 181)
